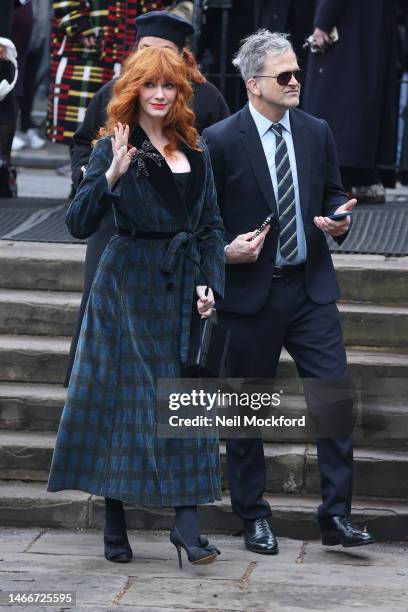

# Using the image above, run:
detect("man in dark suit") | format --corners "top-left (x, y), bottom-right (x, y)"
top-left (202, 29), bottom-right (374, 554)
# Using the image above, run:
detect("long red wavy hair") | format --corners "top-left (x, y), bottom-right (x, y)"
top-left (99, 47), bottom-right (200, 155)
top-left (182, 48), bottom-right (206, 84)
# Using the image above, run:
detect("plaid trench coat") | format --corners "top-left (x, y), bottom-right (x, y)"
top-left (47, 128), bottom-right (225, 507)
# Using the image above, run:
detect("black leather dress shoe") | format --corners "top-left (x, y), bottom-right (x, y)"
top-left (243, 518), bottom-right (279, 555)
top-left (319, 515), bottom-right (375, 548)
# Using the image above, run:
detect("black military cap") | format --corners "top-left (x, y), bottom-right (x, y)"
top-left (135, 10), bottom-right (194, 49)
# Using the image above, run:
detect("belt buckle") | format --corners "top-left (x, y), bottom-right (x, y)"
top-left (272, 266), bottom-right (285, 278)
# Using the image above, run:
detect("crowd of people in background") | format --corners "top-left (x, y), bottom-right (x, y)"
top-left (0, 0), bottom-right (408, 200)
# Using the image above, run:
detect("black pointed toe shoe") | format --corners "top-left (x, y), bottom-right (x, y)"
top-left (104, 534), bottom-right (133, 562)
top-left (243, 518), bottom-right (279, 555)
top-left (169, 526), bottom-right (221, 568)
top-left (319, 516), bottom-right (375, 548)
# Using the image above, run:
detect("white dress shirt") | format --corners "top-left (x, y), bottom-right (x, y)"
top-left (248, 101), bottom-right (307, 265)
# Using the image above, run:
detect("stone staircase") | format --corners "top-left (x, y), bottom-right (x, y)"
top-left (0, 241), bottom-right (407, 541)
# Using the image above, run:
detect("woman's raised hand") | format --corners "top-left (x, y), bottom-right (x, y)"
top-left (106, 122), bottom-right (137, 187)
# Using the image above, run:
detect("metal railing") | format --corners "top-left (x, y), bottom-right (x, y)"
top-left (193, 0), bottom-right (233, 94)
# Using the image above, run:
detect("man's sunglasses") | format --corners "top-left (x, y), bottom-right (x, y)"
top-left (254, 70), bottom-right (302, 86)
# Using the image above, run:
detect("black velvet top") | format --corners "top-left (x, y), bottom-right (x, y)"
top-left (173, 171), bottom-right (192, 208)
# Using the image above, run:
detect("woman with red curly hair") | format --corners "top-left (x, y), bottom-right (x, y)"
top-left (47, 47), bottom-right (225, 568)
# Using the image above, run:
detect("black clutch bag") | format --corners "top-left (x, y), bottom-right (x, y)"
top-left (187, 310), bottom-right (230, 378)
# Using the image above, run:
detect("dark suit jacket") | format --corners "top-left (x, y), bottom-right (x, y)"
top-left (202, 104), bottom-right (349, 314)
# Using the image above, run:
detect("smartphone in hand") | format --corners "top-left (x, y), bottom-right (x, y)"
top-left (327, 211), bottom-right (353, 222)
top-left (249, 214), bottom-right (274, 240)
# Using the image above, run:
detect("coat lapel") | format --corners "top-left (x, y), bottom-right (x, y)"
top-left (182, 144), bottom-right (205, 215)
top-left (289, 109), bottom-right (310, 220)
top-left (130, 125), bottom-right (191, 229)
top-left (238, 105), bottom-right (278, 217)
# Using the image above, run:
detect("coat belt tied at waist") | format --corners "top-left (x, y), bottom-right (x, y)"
top-left (159, 225), bottom-right (214, 290)
top-left (117, 225), bottom-right (215, 363)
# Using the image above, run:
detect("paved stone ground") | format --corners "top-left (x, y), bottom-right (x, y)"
top-left (17, 167), bottom-right (71, 200)
top-left (0, 528), bottom-right (407, 611)
top-left (11, 152), bottom-right (408, 201)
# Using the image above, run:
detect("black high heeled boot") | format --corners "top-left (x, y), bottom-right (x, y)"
top-left (169, 525), bottom-right (220, 568)
top-left (104, 498), bottom-right (132, 563)
top-left (170, 506), bottom-right (220, 568)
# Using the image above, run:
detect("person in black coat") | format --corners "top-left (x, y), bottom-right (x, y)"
top-left (64, 10), bottom-right (230, 385)
top-left (0, 1), bottom-right (13, 39)
top-left (302, 0), bottom-right (398, 202)
top-left (203, 30), bottom-right (375, 554)
top-left (0, 0), bottom-right (16, 197)
top-left (257, 0), bottom-right (314, 68)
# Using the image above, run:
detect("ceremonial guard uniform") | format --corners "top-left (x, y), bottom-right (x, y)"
top-left (47, 0), bottom-right (164, 144)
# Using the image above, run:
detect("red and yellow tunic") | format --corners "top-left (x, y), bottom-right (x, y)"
top-left (47, 1), bottom-right (165, 144)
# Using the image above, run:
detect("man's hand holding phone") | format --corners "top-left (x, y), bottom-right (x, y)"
top-left (314, 198), bottom-right (356, 237)
top-left (225, 223), bottom-right (270, 264)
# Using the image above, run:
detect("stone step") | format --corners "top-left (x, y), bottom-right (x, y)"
top-left (338, 303), bottom-right (408, 351)
top-left (333, 254), bottom-right (408, 305)
top-left (276, 348), bottom-right (408, 380)
top-left (0, 286), bottom-right (407, 350)
top-left (0, 241), bottom-right (85, 291)
top-left (0, 430), bottom-right (56, 482)
top-left (12, 142), bottom-right (69, 170)
top-left (1, 382), bottom-right (406, 449)
top-left (0, 481), bottom-right (406, 541)
top-left (0, 336), bottom-right (407, 386)
top-left (0, 289), bottom-right (80, 337)
top-left (0, 335), bottom-right (70, 383)
top-left (1, 431), bottom-right (406, 499)
top-left (1, 243), bottom-right (407, 305)
top-left (0, 383), bottom-right (66, 431)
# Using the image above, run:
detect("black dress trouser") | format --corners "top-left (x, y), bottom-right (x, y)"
top-left (218, 271), bottom-right (353, 522)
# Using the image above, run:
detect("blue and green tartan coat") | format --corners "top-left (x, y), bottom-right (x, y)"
top-left (47, 126), bottom-right (225, 507)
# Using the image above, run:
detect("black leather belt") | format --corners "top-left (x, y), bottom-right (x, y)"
top-left (116, 225), bottom-right (214, 290)
top-left (272, 263), bottom-right (305, 278)
top-left (117, 228), bottom-right (179, 240)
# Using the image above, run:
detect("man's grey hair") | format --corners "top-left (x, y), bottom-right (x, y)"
top-left (233, 29), bottom-right (294, 83)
